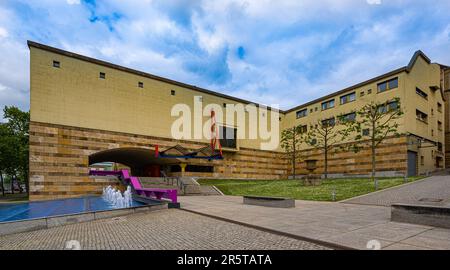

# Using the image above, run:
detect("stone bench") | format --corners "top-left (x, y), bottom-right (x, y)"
top-left (243, 196), bottom-right (295, 208)
top-left (391, 203), bottom-right (450, 229)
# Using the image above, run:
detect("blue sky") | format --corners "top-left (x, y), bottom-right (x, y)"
top-left (1, 0), bottom-right (450, 117)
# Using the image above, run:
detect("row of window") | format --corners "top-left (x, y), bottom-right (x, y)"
top-left (52, 60), bottom-right (180, 95)
top-left (296, 78), bottom-right (399, 119)
top-left (416, 109), bottom-right (443, 130)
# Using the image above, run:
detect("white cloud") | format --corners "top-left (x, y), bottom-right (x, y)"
top-left (0, 0), bottom-right (450, 117)
top-left (66, 0), bottom-right (80, 5)
top-left (0, 27), bottom-right (7, 38)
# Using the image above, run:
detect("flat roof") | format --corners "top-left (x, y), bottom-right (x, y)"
top-left (28, 41), bottom-right (436, 115)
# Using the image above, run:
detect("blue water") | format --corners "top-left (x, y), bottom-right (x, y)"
top-left (0, 196), bottom-right (145, 223)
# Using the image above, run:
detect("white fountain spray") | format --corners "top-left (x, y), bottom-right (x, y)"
top-left (102, 186), bottom-right (133, 208)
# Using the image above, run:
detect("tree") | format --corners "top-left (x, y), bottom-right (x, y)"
top-left (280, 125), bottom-right (306, 178)
top-left (0, 106), bottom-right (30, 195)
top-left (0, 124), bottom-right (9, 196)
top-left (340, 98), bottom-right (403, 185)
top-left (305, 117), bottom-right (343, 179)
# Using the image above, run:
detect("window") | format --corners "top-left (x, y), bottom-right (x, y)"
top-left (377, 77), bottom-right (398, 93)
top-left (223, 103), bottom-right (227, 108)
top-left (296, 109), bottom-right (308, 119)
top-left (340, 92), bottom-right (356, 105)
top-left (362, 129), bottom-right (370, 136)
top-left (438, 142), bottom-right (443, 152)
top-left (219, 126), bottom-right (237, 149)
top-left (367, 89), bottom-right (372, 94)
top-left (341, 112), bottom-right (356, 123)
top-left (138, 82), bottom-right (144, 88)
top-left (299, 125), bottom-right (308, 134)
top-left (99, 72), bottom-right (106, 79)
top-left (321, 117), bottom-right (335, 127)
top-left (438, 121), bottom-right (443, 131)
top-left (171, 90), bottom-right (176, 96)
top-left (315, 107), bottom-right (318, 112)
top-left (378, 101), bottom-right (398, 113)
top-left (360, 91), bottom-right (365, 97)
top-left (421, 156), bottom-right (424, 166)
top-left (432, 129), bottom-right (434, 136)
top-left (53, 60), bottom-right (60, 68)
top-left (197, 96), bottom-right (203, 102)
top-left (416, 109), bottom-right (428, 123)
top-left (310, 109), bottom-right (314, 113)
top-left (416, 87), bottom-right (428, 100)
top-left (437, 102), bottom-right (442, 112)
top-left (321, 99), bottom-right (335, 110)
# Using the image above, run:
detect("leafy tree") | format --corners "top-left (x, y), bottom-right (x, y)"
top-left (280, 125), bottom-right (306, 178)
top-left (339, 98), bottom-right (403, 184)
top-left (0, 124), bottom-right (10, 196)
top-left (305, 117), bottom-right (343, 179)
top-left (0, 106), bottom-right (30, 195)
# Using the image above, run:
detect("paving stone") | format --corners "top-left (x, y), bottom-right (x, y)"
top-left (343, 176), bottom-right (450, 206)
top-left (0, 209), bottom-right (328, 250)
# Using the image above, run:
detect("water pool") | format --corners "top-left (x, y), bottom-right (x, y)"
top-left (0, 196), bottom-right (146, 223)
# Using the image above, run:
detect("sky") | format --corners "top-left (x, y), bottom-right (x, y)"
top-left (1, 0), bottom-right (450, 119)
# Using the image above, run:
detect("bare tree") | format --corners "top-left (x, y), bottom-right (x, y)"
top-left (339, 98), bottom-right (403, 184)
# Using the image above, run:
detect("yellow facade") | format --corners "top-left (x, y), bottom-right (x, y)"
top-left (29, 40), bottom-right (447, 192)
top-left (30, 45), bottom-right (279, 152)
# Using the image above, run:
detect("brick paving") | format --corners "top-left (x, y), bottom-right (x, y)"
top-left (342, 176), bottom-right (450, 206)
top-left (0, 209), bottom-right (329, 250)
top-left (179, 195), bottom-right (450, 250)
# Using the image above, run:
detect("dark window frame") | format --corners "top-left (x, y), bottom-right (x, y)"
top-left (340, 92), bottom-right (356, 105)
top-left (219, 126), bottom-right (237, 149)
top-left (53, 60), bottom-right (60, 68)
top-left (299, 125), bottom-right (308, 134)
top-left (341, 112), bottom-right (356, 123)
top-left (377, 77), bottom-right (398, 93)
top-left (416, 109), bottom-right (428, 123)
top-left (415, 87), bottom-right (428, 100)
top-left (321, 117), bottom-right (336, 127)
top-left (321, 99), bottom-right (335, 111)
top-left (296, 109), bottom-right (308, 119)
top-left (437, 102), bottom-right (442, 112)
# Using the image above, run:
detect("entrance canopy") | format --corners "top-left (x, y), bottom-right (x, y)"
top-left (89, 147), bottom-right (181, 168)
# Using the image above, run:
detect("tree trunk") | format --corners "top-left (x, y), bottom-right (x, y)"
top-left (324, 147), bottom-right (328, 179)
top-left (292, 131), bottom-right (296, 179)
top-left (0, 170), bottom-right (5, 196)
top-left (371, 123), bottom-right (376, 183)
top-left (11, 175), bottom-right (14, 195)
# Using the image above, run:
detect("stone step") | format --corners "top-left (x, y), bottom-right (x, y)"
top-left (199, 185), bottom-right (222, 196)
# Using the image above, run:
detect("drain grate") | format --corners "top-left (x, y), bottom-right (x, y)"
top-left (418, 198), bottom-right (443, 203)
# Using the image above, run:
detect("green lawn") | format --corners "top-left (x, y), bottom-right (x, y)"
top-left (198, 177), bottom-right (423, 202)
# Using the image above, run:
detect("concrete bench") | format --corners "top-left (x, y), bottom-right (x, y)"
top-left (243, 196), bottom-right (295, 208)
top-left (391, 203), bottom-right (450, 229)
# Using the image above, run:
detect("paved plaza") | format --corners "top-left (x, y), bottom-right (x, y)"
top-left (342, 176), bottom-right (450, 206)
top-left (2, 176), bottom-right (450, 250)
top-left (179, 195), bottom-right (450, 250)
top-left (0, 209), bottom-right (328, 250)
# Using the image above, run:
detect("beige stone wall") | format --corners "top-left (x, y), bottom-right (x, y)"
top-left (30, 121), bottom-right (411, 201)
top-left (29, 121), bottom-right (288, 200)
top-left (285, 136), bottom-right (408, 177)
